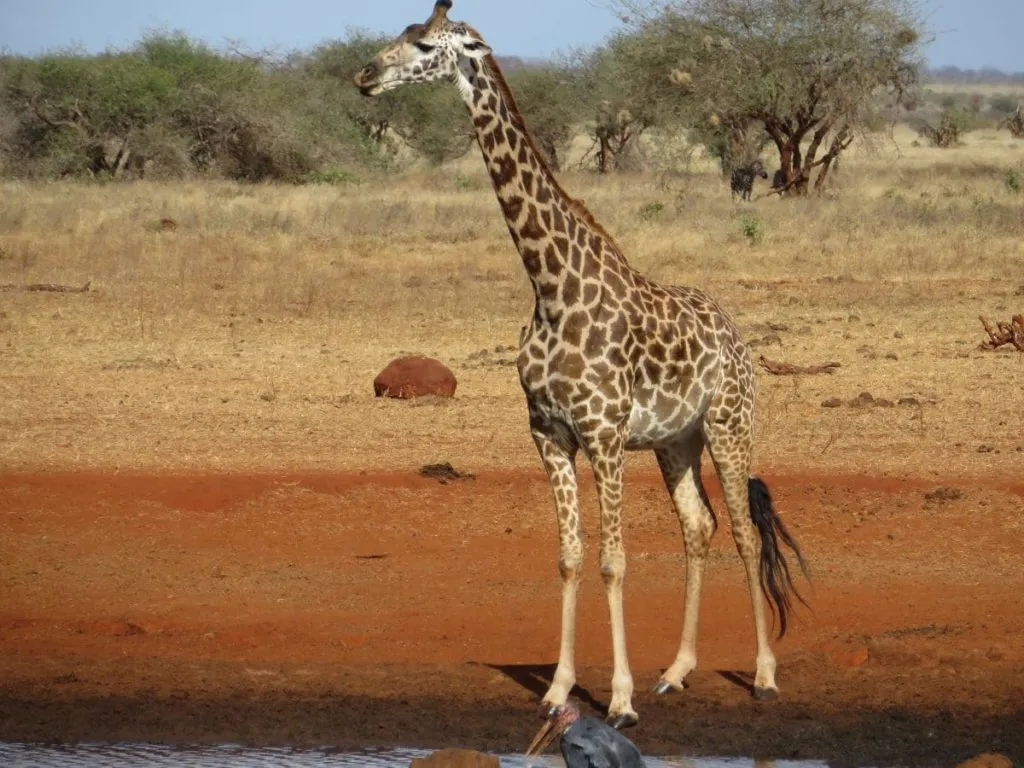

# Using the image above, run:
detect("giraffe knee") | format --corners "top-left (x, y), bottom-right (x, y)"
top-left (684, 523), bottom-right (714, 556)
top-left (599, 556), bottom-right (626, 587)
top-left (559, 557), bottom-right (582, 582)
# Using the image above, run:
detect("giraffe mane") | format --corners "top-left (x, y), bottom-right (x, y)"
top-left (478, 51), bottom-right (629, 263)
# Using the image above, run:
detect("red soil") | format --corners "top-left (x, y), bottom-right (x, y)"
top-left (0, 469), bottom-right (1021, 764)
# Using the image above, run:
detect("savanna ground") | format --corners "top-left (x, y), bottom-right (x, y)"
top-left (1, 125), bottom-right (1023, 766)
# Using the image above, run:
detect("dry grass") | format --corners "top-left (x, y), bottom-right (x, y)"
top-left (1, 126), bottom-right (1022, 480)
top-left (924, 83), bottom-right (1024, 98)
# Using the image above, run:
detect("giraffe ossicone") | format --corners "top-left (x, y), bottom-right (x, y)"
top-left (354, 1), bottom-right (809, 727)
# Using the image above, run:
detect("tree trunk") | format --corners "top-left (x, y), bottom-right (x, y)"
top-left (112, 137), bottom-right (131, 179)
top-left (813, 127), bottom-right (852, 194)
top-left (597, 134), bottom-right (609, 174)
top-left (776, 141), bottom-right (794, 195)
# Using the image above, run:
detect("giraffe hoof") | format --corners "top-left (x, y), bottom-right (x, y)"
top-left (606, 712), bottom-right (639, 730)
top-left (537, 702), bottom-right (559, 719)
top-left (652, 680), bottom-right (677, 695)
top-left (753, 686), bottom-right (779, 701)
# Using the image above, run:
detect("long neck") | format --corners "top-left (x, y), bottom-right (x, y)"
top-left (458, 58), bottom-right (619, 321)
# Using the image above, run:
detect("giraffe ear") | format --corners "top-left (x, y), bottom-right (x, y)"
top-left (458, 36), bottom-right (492, 59)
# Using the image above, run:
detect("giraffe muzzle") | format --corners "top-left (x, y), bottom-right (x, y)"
top-left (354, 63), bottom-right (382, 96)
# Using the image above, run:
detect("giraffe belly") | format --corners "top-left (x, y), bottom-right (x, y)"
top-left (624, 392), bottom-right (705, 450)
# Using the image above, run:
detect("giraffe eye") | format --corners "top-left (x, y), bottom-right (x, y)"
top-left (413, 41), bottom-right (435, 53)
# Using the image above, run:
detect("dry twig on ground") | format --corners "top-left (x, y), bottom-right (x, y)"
top-left (979, 315), bottom-right (1024, 352)
top-left (0, 281), bottom-right (91, 293)
top-left (758, 355), bottom-right (841, 375)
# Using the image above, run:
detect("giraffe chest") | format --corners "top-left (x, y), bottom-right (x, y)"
top-left (517, 323), bottom-right (626, 437)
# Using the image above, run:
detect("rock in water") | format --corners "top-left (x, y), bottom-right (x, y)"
top-left (409, 748), bottom-right (500, 768)
top-left (955, 755), bottom-right (1012, 768)
top-left (374, 355), bottom-right (457, 399)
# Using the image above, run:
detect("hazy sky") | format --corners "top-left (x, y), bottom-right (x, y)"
top-left (1, 0), bottom-right (1021, 72)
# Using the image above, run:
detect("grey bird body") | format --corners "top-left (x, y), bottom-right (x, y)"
top-left (526, 702), bottom-right (646, 768)
top-left (559, 716), bottom-right (647, 768)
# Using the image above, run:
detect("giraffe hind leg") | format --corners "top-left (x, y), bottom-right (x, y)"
top-left (706, 420), bottom-right (809, 699)
top-left (652, 433), bottom-right (716, 695)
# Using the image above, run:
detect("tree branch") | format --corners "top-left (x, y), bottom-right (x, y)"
top-left (979, 315), bottom-right (1024, 352)
top-left (30, 101), bottom-right (87, 132)
top-left (758, 356), bottom-right (841, 375)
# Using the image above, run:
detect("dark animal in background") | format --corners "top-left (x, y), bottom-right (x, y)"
top-left (730, 159), bottom-right (768, 201)
top-left (526, 700), bottom-right (647, 768)
top-left (772, 169), bottom-right (786, 193)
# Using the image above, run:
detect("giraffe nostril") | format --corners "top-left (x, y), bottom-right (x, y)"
top-left (357, 63), bottom-right (378, 83)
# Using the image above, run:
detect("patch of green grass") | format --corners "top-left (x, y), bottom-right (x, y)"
top-left (638, 201), bottom-right (665, 222)
top-left (1005, 169), bottom-right (1022, 194)
top-left (302, 169), bottom-right (360, 185)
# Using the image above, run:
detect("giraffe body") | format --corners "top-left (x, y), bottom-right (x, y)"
top-left (355, 1), bottom-right (807, 726)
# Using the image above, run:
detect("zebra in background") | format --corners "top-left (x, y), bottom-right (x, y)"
top-left (730, 159), bottom-right (768, 201)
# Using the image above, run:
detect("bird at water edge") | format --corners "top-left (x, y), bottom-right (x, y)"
top-left (524, 699), bottom-right (647, 768)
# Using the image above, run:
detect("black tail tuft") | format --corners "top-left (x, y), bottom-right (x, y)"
top-left (748, 476), bottom-right (810, 638)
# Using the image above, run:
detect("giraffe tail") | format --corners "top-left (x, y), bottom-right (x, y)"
top-left (748, 476), bottom-right (810, 638)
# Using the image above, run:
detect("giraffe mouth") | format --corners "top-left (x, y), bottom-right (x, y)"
top-left (354, 63), bottom-right (384, 97)
top-left (356, 76), bottom-right (404, 98)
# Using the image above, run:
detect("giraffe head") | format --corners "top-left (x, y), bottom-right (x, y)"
top-left (353, 1), bottom-right (492, 98)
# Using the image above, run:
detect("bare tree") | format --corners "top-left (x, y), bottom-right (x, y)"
top-left (999, 105), bottom-right (1024, 139)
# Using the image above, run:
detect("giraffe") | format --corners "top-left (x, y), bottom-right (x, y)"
top-left (354, 1), bottom-right (809, 728)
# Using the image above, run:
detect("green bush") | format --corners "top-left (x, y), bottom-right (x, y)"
top-left (0, 33), bottom-right (399, 180)
top-left (739, 212), bottom-right (764, 244)
top-left (638, 201), bottom-right (665, 221)
top-left (988, 94), bottom-right (1019, 116)
top-left (505, 67), bottom-right (579, 171)
top-left (919, 106), bottom-right (977, 148)
top-left (1005, 170), bottom-right (1022, 195)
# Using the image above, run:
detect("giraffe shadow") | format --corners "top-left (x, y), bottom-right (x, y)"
top-left (481, 663), bottom-right (608, 716)
top-left (717, 669), bottom-right (756, 695)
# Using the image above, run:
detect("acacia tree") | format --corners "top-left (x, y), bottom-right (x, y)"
top-left (612, 0), bottom-right (924, 194)
top-left (308, 35), bottom-right (472, 165)
top-left (505, 66), bottom-right (579, 170)
top-left (567, 34), bottom-right (665, 173)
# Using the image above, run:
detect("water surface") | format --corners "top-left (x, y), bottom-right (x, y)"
top-left (0, 743), bottom-right (831, 768)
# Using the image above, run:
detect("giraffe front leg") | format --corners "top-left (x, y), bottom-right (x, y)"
top-left (590, 435), bottom-right (638, 728)
top-left (532, 430), bottom-right (582, 712)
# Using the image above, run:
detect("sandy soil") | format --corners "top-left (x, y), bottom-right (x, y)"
top-left (1, 468), bottom-right (1021, 766)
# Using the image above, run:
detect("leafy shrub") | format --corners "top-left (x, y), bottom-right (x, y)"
top-left (739, 212), bottom-right (764, 244)
top-left (638, 201), bottom-right (665, 221)
top-left (0, 33), bottom-right (393, 180)
top-left (919, 106), bottom-right (976, 148)
top-left (1005, 170), bottom-right (1022, 195)
top-left (989, 94), bottom-right (1019, 116)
